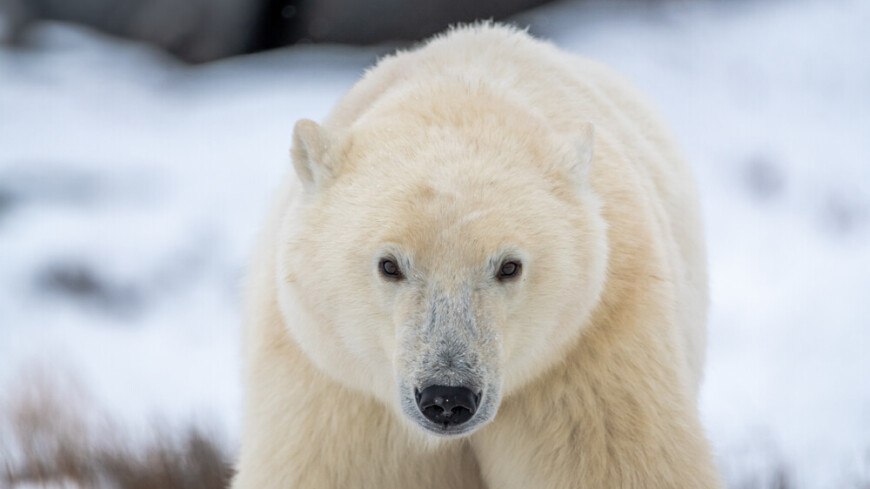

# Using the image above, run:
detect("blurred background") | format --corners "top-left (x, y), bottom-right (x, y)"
top-left (0, 0), bottom-right (867, 487)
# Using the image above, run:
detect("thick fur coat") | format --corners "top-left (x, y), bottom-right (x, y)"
top-left (232, 24), bottom-right (720, 489)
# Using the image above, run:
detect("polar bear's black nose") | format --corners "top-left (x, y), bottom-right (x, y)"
top-left (415, 385), bottom-right (479, 427)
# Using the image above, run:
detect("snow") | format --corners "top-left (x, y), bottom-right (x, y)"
top-left (1, 0), bottom-right (868, 486)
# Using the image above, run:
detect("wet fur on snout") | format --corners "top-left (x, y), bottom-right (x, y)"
top-left (397, 288), bottom-right (502, 435)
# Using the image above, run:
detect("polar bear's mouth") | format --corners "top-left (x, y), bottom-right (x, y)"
top-left (399, 380), bottom-right (499, 437)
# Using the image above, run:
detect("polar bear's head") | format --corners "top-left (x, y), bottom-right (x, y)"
top-left (277, 99), bottom-right (607, 438)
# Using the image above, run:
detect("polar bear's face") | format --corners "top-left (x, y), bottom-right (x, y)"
top-left (279, 118), bottom-right (607, 438)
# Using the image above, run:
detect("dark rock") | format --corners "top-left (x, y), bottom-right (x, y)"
top-left (743, 154), bottom-right (785, 201)
top-left (35, 262), bottom-right (143, 317)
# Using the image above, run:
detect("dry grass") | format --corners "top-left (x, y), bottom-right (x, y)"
top-left (0, 369), bottom-right (232, 489)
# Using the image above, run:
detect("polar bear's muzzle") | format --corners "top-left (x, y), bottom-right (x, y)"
top-left (397, 290), bottom-right (502, 437)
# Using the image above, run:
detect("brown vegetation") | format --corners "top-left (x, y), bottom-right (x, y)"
top-left (0, 370), bottom-right (232, 489)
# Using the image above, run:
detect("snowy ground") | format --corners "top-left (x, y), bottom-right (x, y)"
top-left (1, 0), bottom-right (868, 486)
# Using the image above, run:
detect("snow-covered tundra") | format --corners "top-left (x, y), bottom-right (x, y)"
top-left (233, 24), bottom-right (720, 489)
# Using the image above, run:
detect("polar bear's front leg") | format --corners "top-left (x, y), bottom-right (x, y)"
top-left (470, 336), bottom-right (721, 489)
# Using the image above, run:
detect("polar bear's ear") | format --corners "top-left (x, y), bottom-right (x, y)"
top-left (291, 119), bottom-right (337, 191)
top-left (570, 122), bottom-right (595, 180)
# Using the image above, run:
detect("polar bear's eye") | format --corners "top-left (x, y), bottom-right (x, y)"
top-left (379, 258), bottom-right (403, 280)
top-left (497, 260), bottom-right (522, 281)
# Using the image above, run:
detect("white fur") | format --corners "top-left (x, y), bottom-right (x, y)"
top-left (233, 23), bottom-right (720, 488)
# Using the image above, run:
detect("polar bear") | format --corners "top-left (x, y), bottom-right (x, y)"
top-left (232, 24), bottom-right (720, 489)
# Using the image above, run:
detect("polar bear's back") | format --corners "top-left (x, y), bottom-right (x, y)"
top-left (327, 24), bottom-right (708, 393)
